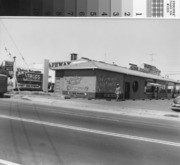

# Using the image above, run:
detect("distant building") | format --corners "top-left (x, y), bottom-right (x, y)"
top-left (50, 57), bottom-right (180, 100)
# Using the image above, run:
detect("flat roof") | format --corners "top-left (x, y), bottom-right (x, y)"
top-left (51, 59), bottom-right (180, 84)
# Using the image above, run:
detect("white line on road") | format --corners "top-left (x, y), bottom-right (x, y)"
top-left (1, 114), bottom-right (180, 148)
top-left (0, 159), bottom-right (21, 165)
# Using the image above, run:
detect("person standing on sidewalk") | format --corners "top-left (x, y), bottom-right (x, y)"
top-left (115, 84), bottom-right (121, 101)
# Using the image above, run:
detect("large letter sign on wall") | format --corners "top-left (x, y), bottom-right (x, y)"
top-left (64, 76), bottom-right (96, 93)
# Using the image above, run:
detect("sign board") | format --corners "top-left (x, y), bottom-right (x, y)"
top-left (4, 61), bottom-right (14, 78)
top-left (16, 68), bottom-right (43, 90)
top-left (23, 72), bottom-right (42, 82)
top-left (141, 63), bottom-right (161, 76)
top-left (129, 63), bottom-right (138, 71)
top-left (49, 61), bottom-right (71, 69)
top-left (5, 61), bottom-right (14, 71)
top-left (64, 76), bottom-right (96, 93)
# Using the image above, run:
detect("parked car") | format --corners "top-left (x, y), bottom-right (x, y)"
top-left (171, 96), bottom-right (180, 111)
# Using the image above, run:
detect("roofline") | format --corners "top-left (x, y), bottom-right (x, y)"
top-left (51, 66), bottom-right (98, 70)
top-left (53, 67), bottom-right (180, 84)
top-left (95, 68), bottom-right (179, 84)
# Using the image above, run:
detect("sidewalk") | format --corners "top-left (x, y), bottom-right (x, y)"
top-left (7, 92), bottom-right (180, 122)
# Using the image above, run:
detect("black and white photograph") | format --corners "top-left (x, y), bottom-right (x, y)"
top-left (0, 13), bottom-right (180, 165)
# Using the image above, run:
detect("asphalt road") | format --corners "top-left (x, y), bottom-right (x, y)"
top-left (0, 99), bottom-right (180, 165)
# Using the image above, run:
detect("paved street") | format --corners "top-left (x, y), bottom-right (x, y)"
top-left (0, 98), bottom-right (180, 165)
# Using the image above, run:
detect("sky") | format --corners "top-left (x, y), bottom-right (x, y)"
top-left (0, 18), bottom-right (180, 81)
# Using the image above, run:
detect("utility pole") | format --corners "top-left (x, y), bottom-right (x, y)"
top-left (43, 59), bottom-right (49, 93)
top-left (13, 56), bottom-right (20, 93)
top-left (13, 56), bottom-right (16, 90)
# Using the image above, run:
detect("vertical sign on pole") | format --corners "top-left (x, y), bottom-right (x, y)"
top-left (43, 59), bottom-right (49, 92)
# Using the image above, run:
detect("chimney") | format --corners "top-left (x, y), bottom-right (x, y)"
top-left (71, 53), bottom-right (78, 61)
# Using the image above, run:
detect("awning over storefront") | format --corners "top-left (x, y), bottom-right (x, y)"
top-left (145, 79), bottom-right (155, 83)
top-left (147, 83), bottom-right (162, 87)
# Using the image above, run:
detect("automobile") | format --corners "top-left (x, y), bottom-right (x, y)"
top-left (171, 96), bottom-right (180, 111)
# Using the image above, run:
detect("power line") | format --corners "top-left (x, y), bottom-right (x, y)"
top-left (0, 20), bottom-right (29, 67)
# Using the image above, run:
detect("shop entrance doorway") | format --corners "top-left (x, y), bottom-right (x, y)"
top-left (125, 82), bottom-right (130, 99)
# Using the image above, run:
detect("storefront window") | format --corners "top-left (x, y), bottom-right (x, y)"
top-left (144, 82), bottom-right (166, 94)
top-left (144, 82), bottom-right (153, 93)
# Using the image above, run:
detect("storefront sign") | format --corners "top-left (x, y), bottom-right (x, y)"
top-left (5, 61), bottom-right (14, 71)
top-left (50, 61), bottom-right (71, 69)
top-left (5, 61), bottom-right (14, 77)
top-left (64, 76), bottom-right (96, 93)
top-left (143, 63), bottom-right (161, 76)
top-left (16, 68), bottom-right (43, 90)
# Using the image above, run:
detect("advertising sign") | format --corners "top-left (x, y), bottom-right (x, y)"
top-left (5, 61), bottom-right (14, 71)
top-left (16, 68), bottom-right (43, 90)
top-left (5, 61), bottom-right (14, 77)
top-left (141, 63), bottom-right (161, 76)
top-left (64, 76), bottom-right (96, 93)
top-left (49, 61), bottom-right (71, 69)
top-left (23, 72), bottom-right (42, 82)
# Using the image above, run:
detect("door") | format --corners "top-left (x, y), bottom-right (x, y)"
top-left (125, 82), bottom-right (130, 99)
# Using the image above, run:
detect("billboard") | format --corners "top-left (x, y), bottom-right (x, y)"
top-left (16, 68), bottom-right (43, 90)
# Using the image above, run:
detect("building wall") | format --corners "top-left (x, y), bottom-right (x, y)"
top-left (54, 69), bottom-right (176, 100)
top-left (55, 69), bottom-right (96, 98)
top-left (124, 75), bottom-right (147, 100)
top-left (95, 70), bottom-right (124, 98)
top-left (54, 70), bottom-right (64, 94)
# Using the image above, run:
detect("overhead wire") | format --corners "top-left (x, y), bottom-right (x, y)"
top-left (0, 20), bottom-right (29, 67)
